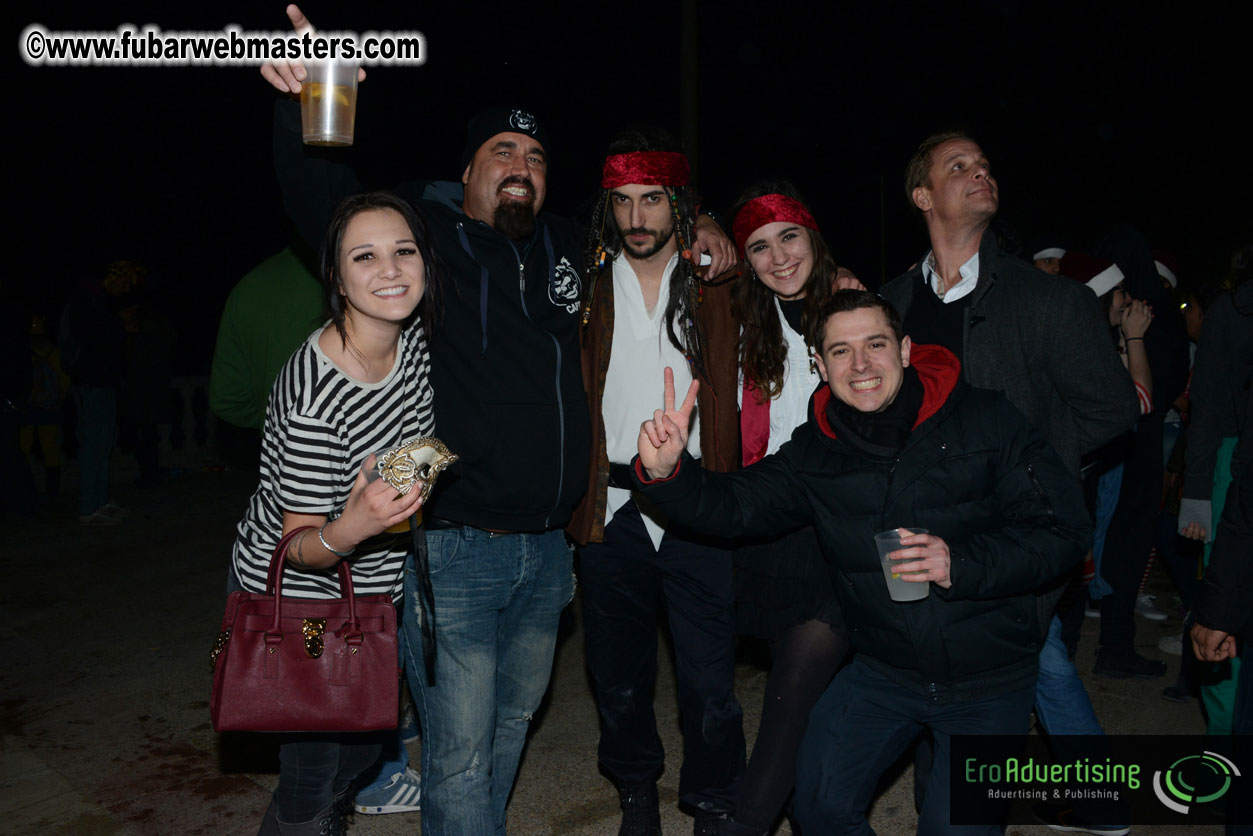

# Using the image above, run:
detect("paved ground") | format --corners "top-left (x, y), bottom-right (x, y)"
top-left (0, 449), bottom-right (1217, 836)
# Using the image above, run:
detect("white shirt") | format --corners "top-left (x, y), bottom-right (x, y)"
top-left (921, 250), bottom-right (980, 304)
top-left (602, 252), bottom-right (702, 549)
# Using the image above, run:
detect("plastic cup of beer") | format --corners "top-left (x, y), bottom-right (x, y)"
top-left (874, 528), bottom-right (930, 602)
top-left (300, 59), bottom-right (358, 146)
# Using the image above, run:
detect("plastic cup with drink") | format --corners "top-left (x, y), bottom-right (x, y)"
top-left (300, 59), bottom-right (359, 146)
top-left (874, 528), bottom-right (930, 602)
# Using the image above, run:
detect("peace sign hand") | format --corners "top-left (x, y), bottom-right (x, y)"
top-left (638, 366), bottom-right (699, 480)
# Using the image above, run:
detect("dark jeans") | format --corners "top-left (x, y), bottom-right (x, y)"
top-left (794, 658), bottom-right (1035, 836)
top-left (579, 499), bottom-right (746, 813)
top-left (1099, 419), bottom-right (1165, 652)
top-left (275, 733), bottom-right (384, 821)
top-left (1230, 640), bottom-right (1253, 836)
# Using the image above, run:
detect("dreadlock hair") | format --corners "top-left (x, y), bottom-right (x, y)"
top-left (582, 126), bottom-right (708, 381)
top-left (730, 180), bottom-right (838, 403)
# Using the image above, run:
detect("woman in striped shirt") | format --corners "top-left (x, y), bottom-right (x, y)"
top-left (230, 191), bottom-right (439, 835)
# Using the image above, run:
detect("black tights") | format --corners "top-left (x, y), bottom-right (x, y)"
top-left (734, 618), bottom-right (851, 832)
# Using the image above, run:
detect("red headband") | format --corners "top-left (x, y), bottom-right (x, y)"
top-left (601, 151), bottom-right (690, 189)
top-left (733, 194), bottom-right (818, 253)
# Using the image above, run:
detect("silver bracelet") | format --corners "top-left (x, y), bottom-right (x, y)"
top-left (318, 522), bottom-right (355, 558)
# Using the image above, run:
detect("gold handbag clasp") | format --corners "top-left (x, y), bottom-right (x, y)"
top-left (302, 619), bottom-right (327, 658)
top-left (209, 629), bottom-right (231, 671)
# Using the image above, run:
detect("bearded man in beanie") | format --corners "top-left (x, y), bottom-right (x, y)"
top-left (568, 127), bottom-right (744, 836)
top-left (261, 12), bottom-right (733, 836)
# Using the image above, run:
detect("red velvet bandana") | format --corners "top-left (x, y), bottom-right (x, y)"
top-left (733, 194), bottom-right (818, 253)
top-left (601, 151), bottom-right (690, 189)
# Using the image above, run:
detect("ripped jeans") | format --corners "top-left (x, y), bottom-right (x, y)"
top-left (403, 526), bottom-right (574, 836)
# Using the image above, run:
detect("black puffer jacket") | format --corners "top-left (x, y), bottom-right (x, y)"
top-left (636, 345), bottom-right (1090, 702)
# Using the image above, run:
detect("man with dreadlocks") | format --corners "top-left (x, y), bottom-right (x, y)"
top-left (567, 127), bottom-right (745, 836)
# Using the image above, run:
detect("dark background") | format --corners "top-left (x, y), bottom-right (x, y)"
top-left (13, 0), bottom-right (1249, 374)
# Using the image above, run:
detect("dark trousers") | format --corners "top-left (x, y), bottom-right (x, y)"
top-left (1099, 419), bottom-right (1165, 651)
top-left (1230, 640), bottom-right (1253, 836)
top-left (579, 499), bottom-right (746, 813)
top-left (794, 658), bottom-right (1035, 836)
top-left (275, 733), bottom-right (384, 821)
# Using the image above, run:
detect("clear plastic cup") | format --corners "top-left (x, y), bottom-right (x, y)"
top-left (300, 59), bottom-right (358, 146)
top-left (874, 528), bottom-right (930, 602)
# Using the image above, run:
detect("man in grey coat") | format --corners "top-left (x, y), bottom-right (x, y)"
top-left (879, 131), bottom-right (1139, 474)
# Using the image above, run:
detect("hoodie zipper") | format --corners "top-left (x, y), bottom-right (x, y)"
top-left (507, 236), bottom-right (567, 530)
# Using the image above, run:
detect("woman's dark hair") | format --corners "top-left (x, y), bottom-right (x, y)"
top-left (729, 180), bottom-right (837, 402)
top-left (320, 191), bottom-right (443, 347)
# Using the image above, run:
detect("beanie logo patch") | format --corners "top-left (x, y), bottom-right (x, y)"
top-left (509, 109), bottom-right (537, 134)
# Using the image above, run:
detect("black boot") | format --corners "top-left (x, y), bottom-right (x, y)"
top-left (275, 800), bottom-right (346, 836)
top-left (618, 782), bottom-right (662, 836)
top-left (714, 816), bottom-right (767, 836)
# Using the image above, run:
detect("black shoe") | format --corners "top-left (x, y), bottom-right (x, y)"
top-left (1161, 676), bottom-right (1192, 702)
top-left (1093, 648), bottom-right (1167, 680)
top-left (618, 783), bottom-right (661, 836)
top-left (1032, 801), bottom-right (1129, 835)
top-left (694, 813), bottom-right (724, 836)
top-left (713, 815), bottom-right (766, 836)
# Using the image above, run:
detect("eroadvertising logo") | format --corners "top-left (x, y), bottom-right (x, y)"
top-left (1152, 750), bottom-right (1240, 815)
top-left (951, 735), bottom-right (1251, 827)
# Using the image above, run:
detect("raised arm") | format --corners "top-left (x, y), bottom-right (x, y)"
top-left (636, 369), bottom-right (812, 539)
top-left (262, 4), bottom-right (366, 251)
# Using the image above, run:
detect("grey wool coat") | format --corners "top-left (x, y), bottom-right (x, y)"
top-left (880, 236), bottom-right (1140, 476)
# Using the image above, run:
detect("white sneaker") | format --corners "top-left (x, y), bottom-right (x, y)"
top-left (79, 508), bottom-right (121, 526)
top-left (1158, 633), bottom-right (1183, 656)
top-left (1136, 593), bottom-right (1168, 621)
top-left (354, 767), bottom-right (421, 814)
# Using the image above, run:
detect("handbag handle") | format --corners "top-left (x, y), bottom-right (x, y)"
top-left (264, 526), bottom-right (361, 642)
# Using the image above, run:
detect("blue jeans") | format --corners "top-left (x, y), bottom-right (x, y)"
top-left (1035, 617), bottom-right (1128, 827)
top-left (1089, 463), bottom-right (1123, 600)
top-left (357, 625), bottom-right (415, 794)
top-left (403, 526), bottom-right (574, 836)
top-left (794, 658), bottom-right (1034, 836)
top-left (1034, 616), bottom-right (1102, 736)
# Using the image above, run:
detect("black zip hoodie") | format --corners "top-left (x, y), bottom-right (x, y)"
top-left (273, 101), bottom-right (589, 530)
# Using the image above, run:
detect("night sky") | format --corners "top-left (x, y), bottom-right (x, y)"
top-left (14, 1), bottom-right (1249, 374)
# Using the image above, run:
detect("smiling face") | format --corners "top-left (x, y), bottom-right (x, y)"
top-left (744, 221), bottom-right (816, 300)
top-left (461, 131), bottom-right (548, 236)
top-left (814, 306), bottom-right (912, 413)
top-left (912, 138), bottom-right (999, 230)
top-left (610, 183), bottom-right (677, 261)
top-left (337, 208), bottom-right (425, 331)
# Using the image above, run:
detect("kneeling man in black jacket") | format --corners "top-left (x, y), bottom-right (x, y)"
top-left (633, 290), bottom-right (1090, 835)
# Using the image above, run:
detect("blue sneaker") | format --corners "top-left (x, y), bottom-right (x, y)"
top-left (354, 767), bottom-right (421, 815)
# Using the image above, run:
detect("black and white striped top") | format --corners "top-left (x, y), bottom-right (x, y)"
top-left (231, 321), bottom-right (435, 603)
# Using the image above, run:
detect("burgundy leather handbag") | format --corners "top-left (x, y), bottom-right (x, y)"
top-left (210, 527), bottom-right (399, 732)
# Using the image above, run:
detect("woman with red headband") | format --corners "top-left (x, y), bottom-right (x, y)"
top-left (721, 181), bottom-right (859, 836)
